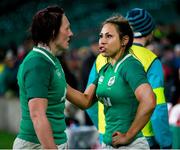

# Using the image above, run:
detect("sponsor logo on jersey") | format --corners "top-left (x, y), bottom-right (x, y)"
top-left (99, 97), bottom-right (112, 106)
top-left (108, 76), bottom-right (115, 86)
top-left (98, 76), bottom-right (104, 84)
top-left (56, 69), bottom-right (61, 78)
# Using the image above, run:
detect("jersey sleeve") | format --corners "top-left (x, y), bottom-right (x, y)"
top-left (86, 62), bottom-right (98, 87)
top-left (23, 57), bottom-right (52, 100)
top-left (122, 58), bottom-right (149, 92)
top-left (147, 59), bottom-right (164, 88)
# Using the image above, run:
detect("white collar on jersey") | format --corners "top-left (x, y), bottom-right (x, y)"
top-left (114, 54), bottom-right (132, 73)
top-left (37, 43), bottom-right (52, 53)
top-left (33, 45), bottom-right (55, 66)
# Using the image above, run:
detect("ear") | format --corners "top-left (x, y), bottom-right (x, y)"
top-left (122, 35), bottom-right (129, 46)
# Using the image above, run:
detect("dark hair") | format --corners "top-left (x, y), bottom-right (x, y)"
top-left (102, 15), bottom-right (133, 51)
top-left (30, 5), bottom-right (64, 45)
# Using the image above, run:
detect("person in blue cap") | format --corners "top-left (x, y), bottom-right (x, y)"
top-left (86, 8), bottom-right (172, 149)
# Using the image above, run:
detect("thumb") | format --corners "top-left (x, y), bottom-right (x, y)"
top-left (112, 132), bottom-right (119, 137)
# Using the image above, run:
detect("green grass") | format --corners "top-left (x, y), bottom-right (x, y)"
top-left (0, 130), bottom-right (16, 149)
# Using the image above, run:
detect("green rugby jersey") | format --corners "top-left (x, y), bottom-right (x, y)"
top-left (96, 54), bottom-right (148, 145)
top-left (17, 46), bottom-right (67, 144)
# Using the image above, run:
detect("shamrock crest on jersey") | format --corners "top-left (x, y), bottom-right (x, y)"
top-left (108, 76), bottom-right (115, 86)
top-left (56, 69), bottom-right (62, 78)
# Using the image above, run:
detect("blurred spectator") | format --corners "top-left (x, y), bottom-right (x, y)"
top-left (161, 45), bottom-right (175, 103)
top-left (0, 48), bottom-right (6, 95)
top-left (172, 44), bottom-right (180, 105)
top-left (147, 41), bottom-right (162, 58)
top-left (17, 36), bottom-right (34, 63)
top-left (57, 51), bottom-right (85, 127)
top-left (173, 44), bottom-right (180, 71)
top-left (0, 50), bottom-right (19, 97)
top-left (79, 36), bottom-right (99, 126)
top-left (169, 103), bottom-right (180, 149)
top-left (160, 44), bottom-right (180, 105)
top-left (167, 24), bottom-right (180, 45)
top-left (153, 23), bottom-right (167, 42)
top-left (65, 100), bottom-right (86, 126)
top-left (57, 51), bottom-right (79, 89)
top-left (67, 126), bottom-right (99, 149)
top-left (80, 36), bottom-right (99, 91)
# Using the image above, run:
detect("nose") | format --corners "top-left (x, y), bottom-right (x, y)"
top-left (99, 37), bottom-right (106, 45)
top-left (69, 29), bottom-right (73, 37)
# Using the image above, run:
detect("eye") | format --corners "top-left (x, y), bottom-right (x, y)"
top-left (99, 34), bottom-right (103, 38)
top-left (106, 34), bottom-right (112, 39)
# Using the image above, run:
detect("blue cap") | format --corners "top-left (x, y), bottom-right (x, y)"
top-left (126, 8), bottom-right (155, 38)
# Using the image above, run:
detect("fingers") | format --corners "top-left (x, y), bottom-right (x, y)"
top-left (112, 132), bottom-right (121, 145)
top-left (112, 138), bottom-right (119, 145)
top-left (112, 132), bottom-right (128, 146)
top-left (112, 132), bottom-right (118, 137)
top-left (112, 131), bottom-right (122, 137)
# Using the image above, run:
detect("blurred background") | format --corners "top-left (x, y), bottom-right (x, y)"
top-left (0, 0), bottom-right (179, 149)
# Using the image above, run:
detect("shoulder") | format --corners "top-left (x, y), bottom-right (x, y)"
top-left (121, 54), bottom-right (142, 69)
top-left (98, 63), bottom-right (110, 74)
top-left (96, 54), bottom-right (108, 72)
top-left (111, 54), bottom-right (144, 76)
top-left (148, 58), bottom-right (163, 74)
top-left (24, 51), bottom-right (52, 65)
top-left (119, 55), bottom-right (145, 77)
top-left (22, 52), bottom-right (53, 72)
top-left (131, 45), bottom-right (157, 58)
top-left (147, 58), bottom-right (164, 87)
top-left (130, 45), bottom-right (157, 71)
top-left (150, 58), bottom-right (162, 67)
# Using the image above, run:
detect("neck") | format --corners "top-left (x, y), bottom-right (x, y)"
top-left (37, 43), bottom-right (56, 56)
top-left (111, 48), bottom-right (125, 65)
top-left (133, 38), bottom-right (146, 46)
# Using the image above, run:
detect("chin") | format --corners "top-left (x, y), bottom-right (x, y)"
top-left (63, 44), bottom-right (69, 50)
top-left (101, 53), bottom-right (109, 57)
top-left (58, 45), bottom-right (68, 51)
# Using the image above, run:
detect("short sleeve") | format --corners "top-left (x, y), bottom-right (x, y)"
top-left (86, 62), bottom-right (98, 87)
top-left (122, 58), bottom-right (148, 91)
top-left (23, 57), bottom-right (52, 99)
top-left (147, 59), bottom-right (164, 88)
top-left (92, 76), bottom-right (99, 86)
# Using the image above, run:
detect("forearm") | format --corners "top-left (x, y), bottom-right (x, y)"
top-left (67, 84), bottom-right (96, 109)
top-left (126, 83), bottom-right (156, 140)
top-left (112, 101), bottom-right (155, 146)
top-left (32, 115), bottom-right (57, 149)
top-left (126, 101), bottom-right (155, 140)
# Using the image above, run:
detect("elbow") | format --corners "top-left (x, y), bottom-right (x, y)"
top-left (30, 111), bottom-right (37, 119)
top-left (80, 103), bottom-right (91, 110)
top-left (30, 111), bottom-right (46, 122)
top-left (80, 95), bottom-right (93, 110)
top-left (80, 107), bottom-right (87, 110)
top-left (149, 98), bottom-right (156, 113)
top-left (30, 112), bottom-right (39, 122)
top-left (78, 105), bottom-right (86, 110)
